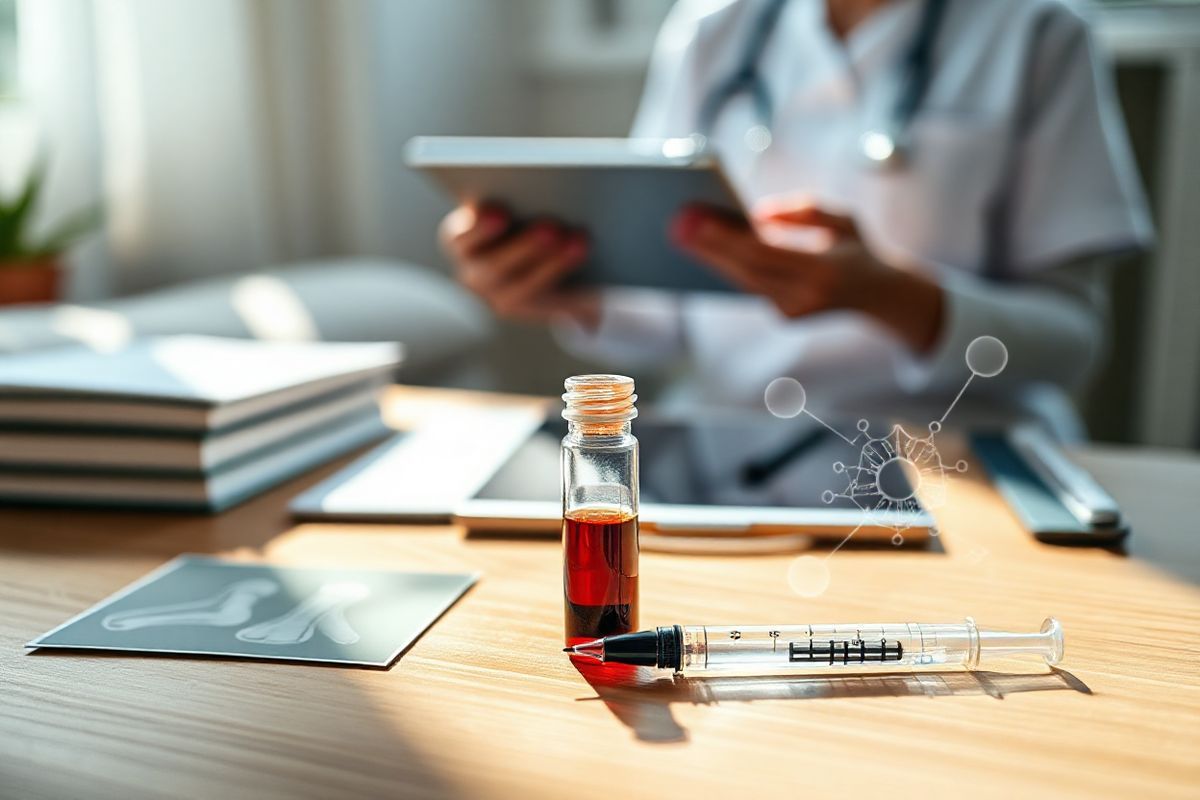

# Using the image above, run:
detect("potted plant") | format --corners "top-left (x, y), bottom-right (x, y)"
top-left (0, 160), bottom-right (101, 305)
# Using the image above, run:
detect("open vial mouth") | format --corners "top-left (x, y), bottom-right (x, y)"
top-left (562, 375), bottom-right (638, 431)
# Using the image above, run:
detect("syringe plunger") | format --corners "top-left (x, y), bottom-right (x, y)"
top-left (975, 617), bottom-right (1063, 667)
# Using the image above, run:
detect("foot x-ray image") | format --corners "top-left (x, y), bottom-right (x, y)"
top-left (27, 555), bottom-right (477, 667)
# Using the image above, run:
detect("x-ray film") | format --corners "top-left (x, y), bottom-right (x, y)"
top-left (27, 555), bottom-right (478, 668)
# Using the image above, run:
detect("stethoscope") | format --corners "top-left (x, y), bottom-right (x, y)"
top-left (695, 0), bottom-right (949, 168)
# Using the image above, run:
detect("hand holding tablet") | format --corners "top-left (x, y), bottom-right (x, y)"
top-left (408, 136), bottom-right (747, 304)
top-left (438, 203), bottom-right (600, 326)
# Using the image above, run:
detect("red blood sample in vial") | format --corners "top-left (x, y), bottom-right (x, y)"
top-left (563, 507), bottom-right (639, 646)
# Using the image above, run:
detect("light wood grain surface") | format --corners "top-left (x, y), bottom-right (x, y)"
top-left (1, 387), bottom-right (1198, 800)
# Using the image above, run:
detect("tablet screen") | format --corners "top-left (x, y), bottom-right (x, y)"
top-left (472, 414), bottom-right (917, 512)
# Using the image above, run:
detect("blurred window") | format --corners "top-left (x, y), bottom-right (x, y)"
top-left (0, 0), bottom-right (16, 100)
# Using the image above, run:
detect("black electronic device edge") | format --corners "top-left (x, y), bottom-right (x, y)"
top-left (970, 433), bottom-right (1129, 547)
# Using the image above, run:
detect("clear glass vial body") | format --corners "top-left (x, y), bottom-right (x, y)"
top-left (561, 375), bottom-right (640, 645)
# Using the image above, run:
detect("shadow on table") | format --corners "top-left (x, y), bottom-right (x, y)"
top-left (18, 612), bottom-right (463, 796)
top-left (573, 661), bottom-right (1090, 744)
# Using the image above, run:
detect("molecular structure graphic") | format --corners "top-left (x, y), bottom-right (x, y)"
top-left (766, 335), bottom-right (1009, 597)
top-left (824, 417), bottom-right (968, 547)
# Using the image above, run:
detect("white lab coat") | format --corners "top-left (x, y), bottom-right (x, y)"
top-left (558, 0), bottom-right (1152, 438)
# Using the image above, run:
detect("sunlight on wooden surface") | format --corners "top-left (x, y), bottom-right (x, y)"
top-left (1, 387), bottom-right (1197, 798)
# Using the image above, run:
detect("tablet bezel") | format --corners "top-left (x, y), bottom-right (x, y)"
top-left (453, 497), bottom-right (932, 543)
top-left (454, 411), bottom-right (935, 542)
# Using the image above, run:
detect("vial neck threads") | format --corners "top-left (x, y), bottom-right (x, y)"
top-left (562, 374), bottom-right (637, 438)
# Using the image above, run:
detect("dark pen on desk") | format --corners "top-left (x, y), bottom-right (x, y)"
top-left (740, 427), bottom-right (829, 487)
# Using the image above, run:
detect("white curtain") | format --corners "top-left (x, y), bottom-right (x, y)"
top-left (6, 0), bottom-right (531, 301)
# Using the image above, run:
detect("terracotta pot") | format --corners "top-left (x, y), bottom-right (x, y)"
top-left (0, 257), bottom-right (63, 306)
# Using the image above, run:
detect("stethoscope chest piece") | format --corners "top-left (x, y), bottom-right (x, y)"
top-left (744, 123), bottom-right (773, 153)
top-left (859, 128), bottom-right (909, 170)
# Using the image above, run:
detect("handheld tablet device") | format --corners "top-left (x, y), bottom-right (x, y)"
top-left (405, 136), bottom-right (746, 293)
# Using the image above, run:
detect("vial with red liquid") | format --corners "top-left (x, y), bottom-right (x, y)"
top-left (561, 374), bottom-right (639, 646)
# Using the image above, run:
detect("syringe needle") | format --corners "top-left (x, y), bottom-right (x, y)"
top-left (563, 639), bottom-right (606, 662)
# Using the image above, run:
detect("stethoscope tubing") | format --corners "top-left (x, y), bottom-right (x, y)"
top-left (696, 0), bottom-right (949, 165)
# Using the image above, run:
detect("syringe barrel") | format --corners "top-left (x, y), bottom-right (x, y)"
top-left (678, 622), bottom-right (977, 674)
top-left (675, 619), bottom-right (1061, 675)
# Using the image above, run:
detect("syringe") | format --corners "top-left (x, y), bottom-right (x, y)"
top-left (563, 618), bottom-right (1063, 675)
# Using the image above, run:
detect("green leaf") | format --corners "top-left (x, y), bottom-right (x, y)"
top-left (0, 158), bottom-right (47, 259)
top-left (29, 204), bottom-right (104, 256)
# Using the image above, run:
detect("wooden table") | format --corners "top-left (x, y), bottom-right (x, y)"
top-left (1, 387), bottom-right (1197, 800)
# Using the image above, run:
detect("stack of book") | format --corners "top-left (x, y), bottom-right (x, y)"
top-left (0, 336), bottom-right (401, 511)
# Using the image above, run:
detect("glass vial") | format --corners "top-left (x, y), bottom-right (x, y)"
top-left (561, 374), bottom-right (639, 646)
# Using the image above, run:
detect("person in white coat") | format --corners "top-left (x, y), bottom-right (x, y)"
top-left (441, 0), bottom-right (1152, 438)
